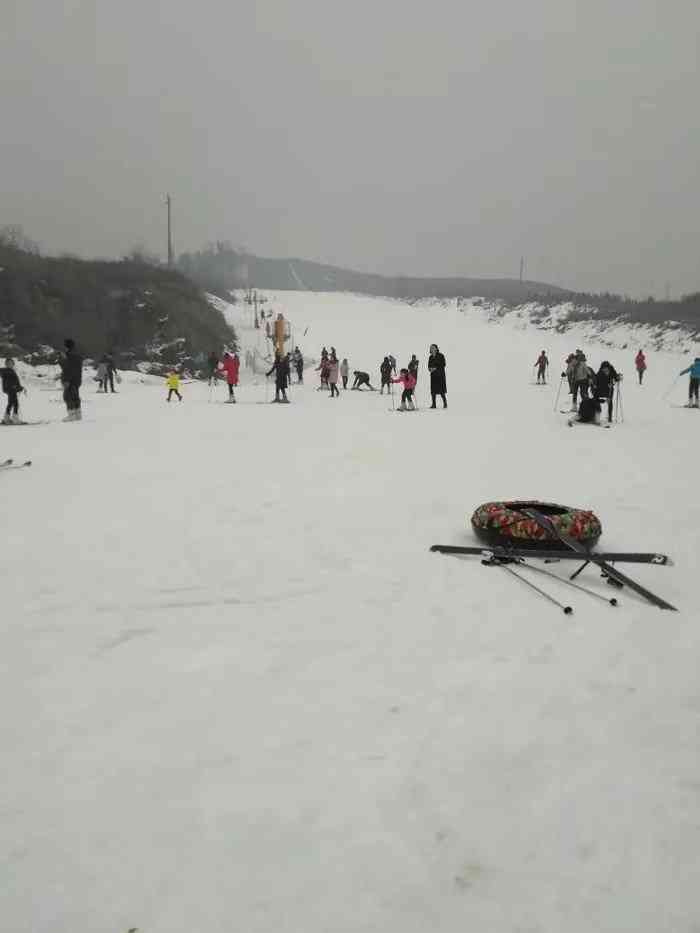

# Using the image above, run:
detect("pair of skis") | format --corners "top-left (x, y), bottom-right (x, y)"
top-left (431, 509), bottom-right (677, 612)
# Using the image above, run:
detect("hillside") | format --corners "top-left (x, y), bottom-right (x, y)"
top-left (0, 243), bottom-right (236, 368)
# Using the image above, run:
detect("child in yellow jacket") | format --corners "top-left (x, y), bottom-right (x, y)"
top-left (166, 371), bottom-right (182, 402)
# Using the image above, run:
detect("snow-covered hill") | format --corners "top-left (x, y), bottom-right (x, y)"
top-left (3, 291), bottom-right (699, 933)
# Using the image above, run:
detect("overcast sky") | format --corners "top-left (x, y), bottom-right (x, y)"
top-left (2, 0), bottom-right (699, 296)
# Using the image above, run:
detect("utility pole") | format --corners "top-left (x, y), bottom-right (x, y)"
top-left (165, 194), bottom-right (173, 266)
top-left (519, 256), bottom-right (525, 283)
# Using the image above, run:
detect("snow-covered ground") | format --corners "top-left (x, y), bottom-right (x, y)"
top-left (3, 291), bottom-right (699, 933)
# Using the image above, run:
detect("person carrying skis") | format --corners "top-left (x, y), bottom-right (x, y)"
top-left (219, 351), bottom-right (240, 402)
top-left (594, 360), bottom-right (620, 423)
top-left (351, 370), bottom-right (375, 390)
top-left (207, 351), bottom-right (219, 386)
top-left (59, 338), bottom-right (83, 421)
top-left (380, 357), bottom-right (393, 394)
top-left (679, 357), bottom-right (700, 408)
top-left (267, 353), bottom-right (291, 402)
top-left (340, 358), bottom-right (349, 389)
top-left (166, 370), bottom-right (183, 402)
top-left (635, 350), bottom-right (647, 385)
top-left (408, 354), bottom-right (419, 383)
top-left (428, 344), bottom-right (447, 408)
top-left (327, 354), bottom-right (340, 397)
top-left (0, 358), bottom-right (25, 424)
top-left (535, 350), bottom-right (549, 384)
top-left (392, 368), bottom-right (417, 411)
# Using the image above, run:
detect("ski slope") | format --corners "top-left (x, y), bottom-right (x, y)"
top-left (2, 291), bottom-right (699, 933)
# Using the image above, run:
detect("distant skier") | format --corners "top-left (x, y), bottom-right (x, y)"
top-left (327, 354), bottom-right (340, 398)
top-left (407, 354), bottom-right (419, 383)
top-left (340, 358), bottom-right (349, 389)
top-left (380, 357), bottom-right (393, 394)
top-left (392, 368), bottom-right (417, 411)
top-left (267, 353), bottom-right (291, 403)
top-left (292, 348), bottom-right (304, 383)
top-left (166, 371), bottom-right (183, 402)
top-left (594, 361), bottom-right (620, 423)
top-left (635, 350), bottom-right (647, 385)
top-left (679, 357), bottom-right (700, 408)
top-left (95, 359), bottom-right (108, 392)
top-left (428, 344), bottom-right (447, 408)
top-left (535, 350), bottom-right (549, 384)
top-left (0, 358), bottom-right (25, 424)
top-left (59, 338), bottom-right (83, 421)
top-left (219, 351), bottom-right (240, 402)
top-left (104, 354), bottom-right (118, 393)
top-left (207, 351), bottom-right (219, 386)
top-left (351, 371), bottom-right (375, 390)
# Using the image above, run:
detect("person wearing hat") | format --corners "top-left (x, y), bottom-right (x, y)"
top-left (679, 357), bottom-right (700, 408)
top-left (59, 338), bottom-right (83, 421)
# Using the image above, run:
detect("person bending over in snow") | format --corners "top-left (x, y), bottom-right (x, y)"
top-left (594, 361), bottom-right (620, 423)
top-left (267, 353), bottom-right (291, 402)
top-left (380, 357), bottom-right (393, 394)
top-left (166, 371), bottom-right (183, 402)
top-left (219, 351), bottom-right (240, 402)
top-left (0, 358), bottom-right (25, 424)
top-left (680, 357), bottom-right (700, 408)
top-left (351, 371), bottom-right (375, 390)
top-left (392, 368), bottom-right (417, 410)
top-left (535, 350), bottom-right (549, 384)
top-left (569, 395), bottom-right (602, 426)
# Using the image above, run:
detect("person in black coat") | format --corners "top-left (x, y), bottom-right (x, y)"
top-left (0, 358), bottom-right (24, 424)
top-left (266, 353), bottom-right (291, 402)
top-left (428, 344), bottom-right (447, 408)
top-left (351, 371), bottom-right (375, 390)
top-left (595, 361), bottom-right (620, 423)
top-left (59, 338), bottom-right (83, 421)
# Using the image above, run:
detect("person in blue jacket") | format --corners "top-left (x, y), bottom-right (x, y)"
top-left (680, 357), bottom-right (700, 407)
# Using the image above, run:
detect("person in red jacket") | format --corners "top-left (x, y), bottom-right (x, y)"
top-left (392, 368), bottom-right (417, 411)
top-left (635, 350), bottom-right (647, 385)
top-left (219, 351), bottom-right (240, 402)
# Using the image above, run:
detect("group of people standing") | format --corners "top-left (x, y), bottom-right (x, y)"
top-left (345, 345), bottom-right (447, 409)
top-left (562, 349), bottom-right (621, 423)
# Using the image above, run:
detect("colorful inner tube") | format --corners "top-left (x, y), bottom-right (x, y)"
top-left (470, 500), bottom-right (602, 550)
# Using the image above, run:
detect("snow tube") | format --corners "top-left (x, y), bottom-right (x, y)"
top-left (470, 500), bottom-right (602, 550)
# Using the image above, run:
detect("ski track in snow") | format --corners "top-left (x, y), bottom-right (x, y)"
top-left (2, 291), bottom-right (700, 933)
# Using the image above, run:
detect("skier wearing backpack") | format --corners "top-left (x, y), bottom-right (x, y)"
top-left (679, 357), bottom-right (700, 408)
top-left (392, 368), bottom-right (417, 411)
top-left (0, 358), bottom-right (25, 424)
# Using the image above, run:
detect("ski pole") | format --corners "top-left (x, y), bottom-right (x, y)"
top-left (553, 374), bottom-right (565, 411)
top-left (488, 560), bottom-right (573, 614)
top-left (662, 374), bottom-right (680, 401)
top-left (516, 559), bottom-right (618, 607)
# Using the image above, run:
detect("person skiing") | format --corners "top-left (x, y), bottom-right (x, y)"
top-left (428, 344), bottom-right (447, 408)
top-left (635, 350), bottom-right (647, 385)
top-left (564, 353), bottom-right (577, 397)
top-left (292, 347), bottom-right (304, 383)
top-left (219, 351), bottom-right (240, 402)
top-left (392, 368), bottom-right (417, 411)
top-left (380, 357), bottom-right (393, 394)
top-left (327, 354), bottom-right (340, 398)
top-left (679, 357), bottom-right (700, 408)
top-left (351, 370), bottom-right (375, 390)
top-left (207, 351), bottom-right (219, 386)
top-left (0, 358), bottom-right (25, 424)
top-left (104, 354), bottom-right (118, 393)
top-left (340, 358), bottom-right (349, 389)
top-left (571, 351), bottom-right (590, 410)
top-left (59, 338), bottom-right (83, 421)
top-left (166, 370), bottom-right (183, 402)
top-left (407, 354), bottom-right (419, 383)
top-left (569, 395), bottom-right (602, 426)
top-left (535, 351), bottom-right (549, 384)
top-left (267, 353), bottom-right (291, 402)
top-left (95, 359), bottom-right (108, 392)
top-left (594, 361), bottom-right (620, 423)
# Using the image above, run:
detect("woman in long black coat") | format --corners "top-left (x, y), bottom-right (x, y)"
top-left (428, 344), bottom-right (447, 408)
